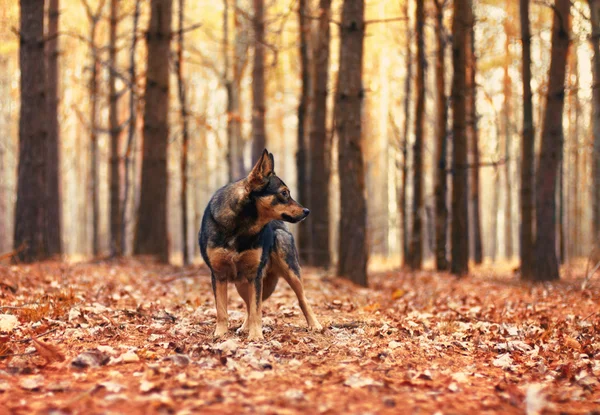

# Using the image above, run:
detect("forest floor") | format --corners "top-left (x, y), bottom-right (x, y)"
top-left (1, 259), bottom-right (600, 415)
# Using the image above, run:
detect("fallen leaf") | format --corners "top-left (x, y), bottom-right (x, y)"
top-left (32, 338), bottom-right (65, 363)
top-left (100, 381), bottom-right (126, 393)
top-left (215, 339), bottom-right (239, 355)
top-left (0, 314), bottom-right (18, 332)
top-left (391, 289), bottom-right (406, 300)
top-left (121, 351), bottom-right (140, 363)
top-left (344, 373), bottom-right (383, 389)
top-left (492, 353), bottom-right (513, 370)
top-left (20, 375), bottom-right (44, 391)
top-left (71, 349), bottom-right (110, 368)
top-left (524, 383), bottom-right (546, 415)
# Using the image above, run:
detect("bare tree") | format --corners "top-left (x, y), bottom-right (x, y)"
top-left (520, 0), bottom-right (535, 279)
top-left (589, 0), bottom-right (600, 245)
top-left (308, 0), bottom-right (333, 268)
top-left (251, 0), bottom-right (267, 161)
top-left (134, 0), bottom-right (172, 262)
top-left (336, 0), bottom-right (368, 286)
top-left (451, 0), bottom-right (471, 276)
top-left (297, 0), bottom-right (311, 263)
top-left (108, 0), bottom-right (122, 257)
top-left (433, 0), bottom-right (448, 271)
top-left (225, 0), bottom-right (249, 181)
top-left (399, 0), bottom-right (412, 266)
top-left (533, 0), bottom-right (571, 281)
top-left (121, 0), bottom-right (141, 254)
top-left (466, 7), bottom-right (482, 265)
top-left (177, 0), bottom-right (191, 265)
top-left (81, 0), bottom-right (106, 256)
top-left (502, 0), bottom-right (514, 260)
top-left (408, 0), bottom-right (425, 270)
top-left (15, 0), bottom-right (49, 262)
top-left (46, 0), bottom-right (62, 256)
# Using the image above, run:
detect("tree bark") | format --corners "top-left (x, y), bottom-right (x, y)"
top-left (46, 0), bottom-right (62, 257)
top-left (251, 0), bottom-right (267, 161)
top-left (122, 0), bottom-right (141, 254)
top-left (336, 0), bottom-right (368, 286)
top-left (226, 0), bottom-right (248, 181)
top-left (589, 0), bottom-right (600, 246)
top-left (534, 0), bottom-right (570, 281)
top-left (450, 0), bottom-right (470, 276)
top-left (108, 0), bottom-right (122, 257)
top-left (177, 0), bottom-right (190, 265)
top-left (134, 0), bottom-right (172, 262)
top-left (466, 4), bottom-right (482, 265)
top-left (87, 3), bottom-right (102, 256)
top-left (502, 1), bottom-right (514, 260)
top-left (408, 0), bottom-right (425, 270)
top-left (297, 0), bottom-right (311, 264)
top-left (400, 0), bottom-right (412, 266)
top-left (520, 0), bottom-right (535, 279)
top-left (308, 0), bottom-right (332, 268)
top-left (433, 0), bottom-right (448, 271)
top-left (15, 0), bottom-right (49, 262)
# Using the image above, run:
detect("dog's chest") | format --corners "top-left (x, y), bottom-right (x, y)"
top-left (207, 246), bottom-right (262, 281)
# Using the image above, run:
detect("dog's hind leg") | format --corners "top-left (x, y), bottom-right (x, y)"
top-left (274, 230), bottom-right (323, 331)
top-left (246, 277), bottom-right (264, 341)
top-left (212, 275), bottom-right (229, 338)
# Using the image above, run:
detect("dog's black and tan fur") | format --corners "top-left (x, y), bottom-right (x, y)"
top-left (199, 149), bottom-right (322, 340)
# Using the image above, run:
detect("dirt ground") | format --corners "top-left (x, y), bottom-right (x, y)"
top-left (1, 259), bottom-right (600, 414)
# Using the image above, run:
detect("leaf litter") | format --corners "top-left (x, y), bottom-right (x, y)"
top-left (0, 260), bottom-right (599, 414)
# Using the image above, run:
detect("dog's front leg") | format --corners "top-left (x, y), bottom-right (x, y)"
top-left (212, 275), bottom-right (229, 338)
top-left (246, 276), bottom-right (264, 341)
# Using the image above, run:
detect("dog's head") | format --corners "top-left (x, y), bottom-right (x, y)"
top-left (246, 149), bottom-right (309, 224)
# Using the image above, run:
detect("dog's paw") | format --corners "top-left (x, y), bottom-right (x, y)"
top-left (247, 329), bottom-right (264, 342)
top-left (308, 322), bottom-right (324, 332)
top-left (213, 325), bottom-right (228, 338)
top-left (236, 323), bottom-right (248, 335)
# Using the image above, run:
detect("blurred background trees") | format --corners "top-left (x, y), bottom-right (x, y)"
top-left (1, 0), bottom-right (598, 285)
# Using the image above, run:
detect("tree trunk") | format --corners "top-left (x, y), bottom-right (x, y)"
top-left (122, 0), bottom-right (141, 254)
top-left (466, 5), bottom-right (482, 265)
top-left (15, 0), bottom-right (49, 262)
top-left (400, 0), bottom-right (412, 266)
top-left (109, 0), bottom-right (122, 257)
top-left (336, 0), bottom-right (368, 286)
top-left (433, 0), bottom-right (448, 271)
top-left (297, 0), bottom-right (311, 264)
top-left (590, 0), bottom-right (600, 245)
top-left (251, 0), bottom-right (267, 161)
top-left (520, 0), bottom-right (535, 279)
top-left (46, 0), bottom-right (62, 257)
top-left (225, 0), bottom-right (248, 181)
top-left (534, 0), bottom-right (570, 281)
top-left (177, 0), bottom-right (190, 265)
top-left (308, 0), bottom-right (332, 268)
top-left (450, 0), bottom-right (470, 277)
top-left (89, 10), bottom-right (101, 256)
top-left (134, 0), bottom-right (172, 262)
top-left (408, 0), bottom-right (425, 270)
top-left (503, 2), bottom-right (514, 260)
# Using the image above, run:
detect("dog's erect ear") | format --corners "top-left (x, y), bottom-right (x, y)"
top-left (248, 149), bottom-right (274, 189)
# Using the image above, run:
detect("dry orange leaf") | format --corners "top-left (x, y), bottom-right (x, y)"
top-left (362, 303), bottom-right (380, 312)
top-left (32, 338), bottom-right (65, 363)
top-left (391, 289), bottom-right (406, 300)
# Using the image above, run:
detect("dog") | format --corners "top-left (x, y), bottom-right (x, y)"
top-left (199, 149), bottom-right (323, 341)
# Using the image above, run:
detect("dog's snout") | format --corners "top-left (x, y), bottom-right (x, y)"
top-left (303, 208), bottom-right (310, 217)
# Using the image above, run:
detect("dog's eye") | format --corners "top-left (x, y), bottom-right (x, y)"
top-left (281, 190), bottom-right (289, 199)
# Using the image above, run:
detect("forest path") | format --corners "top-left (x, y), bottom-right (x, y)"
top-left (1, 260), bottom-right (599, 414)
